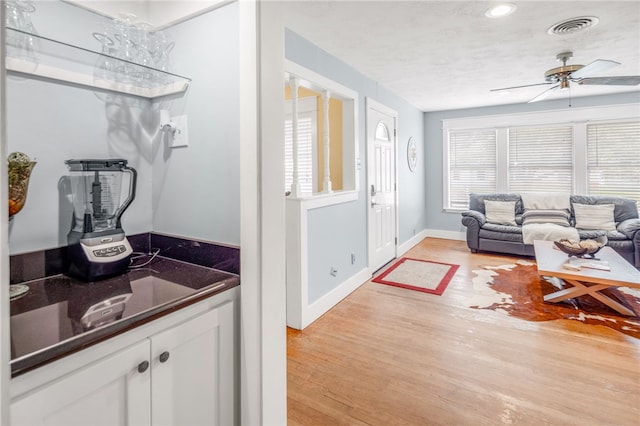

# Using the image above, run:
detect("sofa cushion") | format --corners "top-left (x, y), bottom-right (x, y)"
top-left (484, 200), bottom-right (517, 225)
top-left (570, 195), bottom-right (639, 222)
top-left (573, 203), bottom-right (616, 231)
top-left (481, 223), bottom-right (522, 234)
top-left (469, 193), bottom-right (523, 215)
top-left (578, 229), bottom-right (629, 241)
top-left (522, 209), bottom-right (571, 227)
top-left (479, 228), bottom-right (524, 243)
top-left (617, 219), bottom-right (640, 239)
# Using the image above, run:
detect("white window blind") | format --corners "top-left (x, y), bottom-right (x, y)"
top-left (284, 109), bottom-right (316, 195)
top-left (448, 129), bottom-right (497, 209)
top-left (587, 121), bottom-right (640, 201)
top-left (508, 125), bottom-right (573, 193)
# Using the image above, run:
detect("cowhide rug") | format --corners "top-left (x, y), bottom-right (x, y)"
top-left (469, 260), bottom-right (640, 339)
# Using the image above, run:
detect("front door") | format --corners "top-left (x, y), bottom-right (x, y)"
top-left (366, 99), bottom-right (397, 272)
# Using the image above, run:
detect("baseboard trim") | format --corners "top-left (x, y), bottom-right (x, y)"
top-left (425, 229), bottom-right (466, 242)
top-left (288, 229), bottom-right (466, 330)
top-left (398, 230), bottom-right (430, 257)
top-left (398, 229), bottom-right (465, 256)
top-left (295, 267), bottom-right (371, 330)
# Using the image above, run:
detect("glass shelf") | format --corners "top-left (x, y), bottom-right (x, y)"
top-left (5, 27), bottom-right (191, 99)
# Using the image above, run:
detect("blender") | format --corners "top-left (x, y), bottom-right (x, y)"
top-left (66, 159), bottom-right (137, 281)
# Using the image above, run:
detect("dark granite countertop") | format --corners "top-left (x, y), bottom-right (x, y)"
top-left (9, 256), bottom-right (239, 377)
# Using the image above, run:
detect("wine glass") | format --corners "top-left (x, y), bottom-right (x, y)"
top-left (5, 0), bottom-right (39, 66)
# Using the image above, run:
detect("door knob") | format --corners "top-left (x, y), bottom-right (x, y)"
top-left (137, 360), bottom-right (149, 373)
top-left (159, 351), bottom-right (170, 363)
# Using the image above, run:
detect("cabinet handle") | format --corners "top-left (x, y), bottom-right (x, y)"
top-left (159, 351), bottom-right (170, 363)
top-left (137, 360), bottom-right (149, 373)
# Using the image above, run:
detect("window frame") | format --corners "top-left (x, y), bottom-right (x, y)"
top-left (446, 127), bottom-right (498, 210)
top-left (442, 103), bottom-right (640, 211)
top-left (507, 124), bottom-right (574, 194)
top-left (585, 120), bottom-right (640, 200)
top-left (284, 97), bottom-right (318, 195)
top-left (284, 60), bottom-right (360, 206)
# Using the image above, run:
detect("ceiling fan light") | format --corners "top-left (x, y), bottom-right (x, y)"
top-left (485, 3), bottom-right (517, 18)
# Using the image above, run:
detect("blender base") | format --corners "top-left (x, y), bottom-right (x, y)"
top-left (66, 251), bottom-right (132, 282)
top-left (67, 231), bottom-right (133, 282)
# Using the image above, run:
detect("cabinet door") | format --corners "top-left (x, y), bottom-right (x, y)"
top-left (151, 301), bottom-right (234, 426)
top-left (11, 340), bottom-right (151, 426)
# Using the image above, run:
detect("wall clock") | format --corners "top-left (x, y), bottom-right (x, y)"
top-left (407, 137), bottom-right (417, 172)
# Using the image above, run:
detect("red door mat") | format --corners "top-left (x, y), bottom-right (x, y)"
top-left (373, 258), bottom-right (459, 295)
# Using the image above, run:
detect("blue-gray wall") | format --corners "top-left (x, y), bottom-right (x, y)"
top-left (424, 92), bottom-right (640, 235)
top-left (285, 29), bottom-right (426, 304)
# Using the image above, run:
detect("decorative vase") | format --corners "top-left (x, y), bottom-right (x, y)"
top-left (8, 159), bottom-right (36, 220)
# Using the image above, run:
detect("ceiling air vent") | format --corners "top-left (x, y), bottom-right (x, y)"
top-left (547, 16), bottom-right (599, 35)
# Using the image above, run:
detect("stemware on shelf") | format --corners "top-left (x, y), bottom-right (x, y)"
top-left (5, 0), bottom-right (39, 67)
top-left (92, 13), bottom-right (175, 88)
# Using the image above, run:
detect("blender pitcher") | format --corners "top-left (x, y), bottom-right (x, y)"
top-left (66, 159), bottom-right (137, 281)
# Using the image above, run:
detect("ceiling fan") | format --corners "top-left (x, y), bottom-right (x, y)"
top-left (491, 51), bottom-right (640, 103)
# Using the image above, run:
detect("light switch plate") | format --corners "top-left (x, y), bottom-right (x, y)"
top-left (169, 114), bottom-right (188, 148)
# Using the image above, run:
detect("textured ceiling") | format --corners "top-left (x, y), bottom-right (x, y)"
top-left (283, 1), bottom-right (640, 112)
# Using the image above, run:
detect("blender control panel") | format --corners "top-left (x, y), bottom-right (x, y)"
top-left (81, 237), bottom-right (133, 263)
top-left (93, 245), bottom-right (128, 258)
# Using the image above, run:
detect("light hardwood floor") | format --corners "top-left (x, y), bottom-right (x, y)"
top-left (287, 238), bottom-right (640, 425)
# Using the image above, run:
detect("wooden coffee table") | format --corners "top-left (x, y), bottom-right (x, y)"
top-left (533, 240), bottom-right (640, 316)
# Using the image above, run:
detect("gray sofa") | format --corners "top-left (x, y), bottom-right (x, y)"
top-left (461, 193), bottom-right (640, 268)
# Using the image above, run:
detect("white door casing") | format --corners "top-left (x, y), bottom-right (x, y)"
top-left (366, 98), bottom-right (398, 272)
top-left (0, 4), bottom-right (9, 424)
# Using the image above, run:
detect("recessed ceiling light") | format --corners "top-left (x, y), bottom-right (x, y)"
top-left (485, 3), bottom-right (517, 18)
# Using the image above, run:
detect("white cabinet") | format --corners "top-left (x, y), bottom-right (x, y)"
top-left (10, 289), bottom-right (237, 426)
top-left (11, 340), bottom-right (151, 426)
top-left (151, 301), bottom-right (235, 425)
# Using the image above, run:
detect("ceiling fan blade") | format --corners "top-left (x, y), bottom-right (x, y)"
top-left (528, 84), bottom-right (560, 103)
top-left (576, 76), bottom-right (640, 86)
top-left (570, 59), bottom-right (620, 79)
top-left (490, 82), bottom-right (552, 92)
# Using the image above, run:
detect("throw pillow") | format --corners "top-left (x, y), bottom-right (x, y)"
top-left (522, 209), bottom-right (571, 227)
top-left (484, 200), bottom-right (516, 226)
top-left (573, 203), bottom-right (616, 231)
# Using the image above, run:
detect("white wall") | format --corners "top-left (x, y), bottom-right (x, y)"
top-left (7, 1), bottom-right (153, 254)
top-left (62, 0), bottom-right (148, 23)
top-left (151, 3), bottom-right (240, 245)
top-left (7, 0), bottom-right (240, 254)
top-left (64, 0), bottom-right (228, 29)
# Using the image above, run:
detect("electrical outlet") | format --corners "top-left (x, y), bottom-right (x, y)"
top-left (351, 253), bottom-right (356, 264)
top-left (169, 114), bottom-right (188, 148)
top-left (330, 267), bottom-right (337, 277)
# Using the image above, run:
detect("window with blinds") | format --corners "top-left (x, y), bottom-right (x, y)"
top-left (508, 125), bottom-right (573, 193)
top-left (587, 121), bottom-right (640, 200)
top-left (448, 129), bottom-right (497, 209)
top-left (284, 110), bottom-right (316, 195)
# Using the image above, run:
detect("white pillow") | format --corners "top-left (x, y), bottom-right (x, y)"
top-left (521, 192), bottom-right (571, 210)
top-left (484, 200), bottom-right (516, 226)
top-left (573, 203), bottom-right (616, 231)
